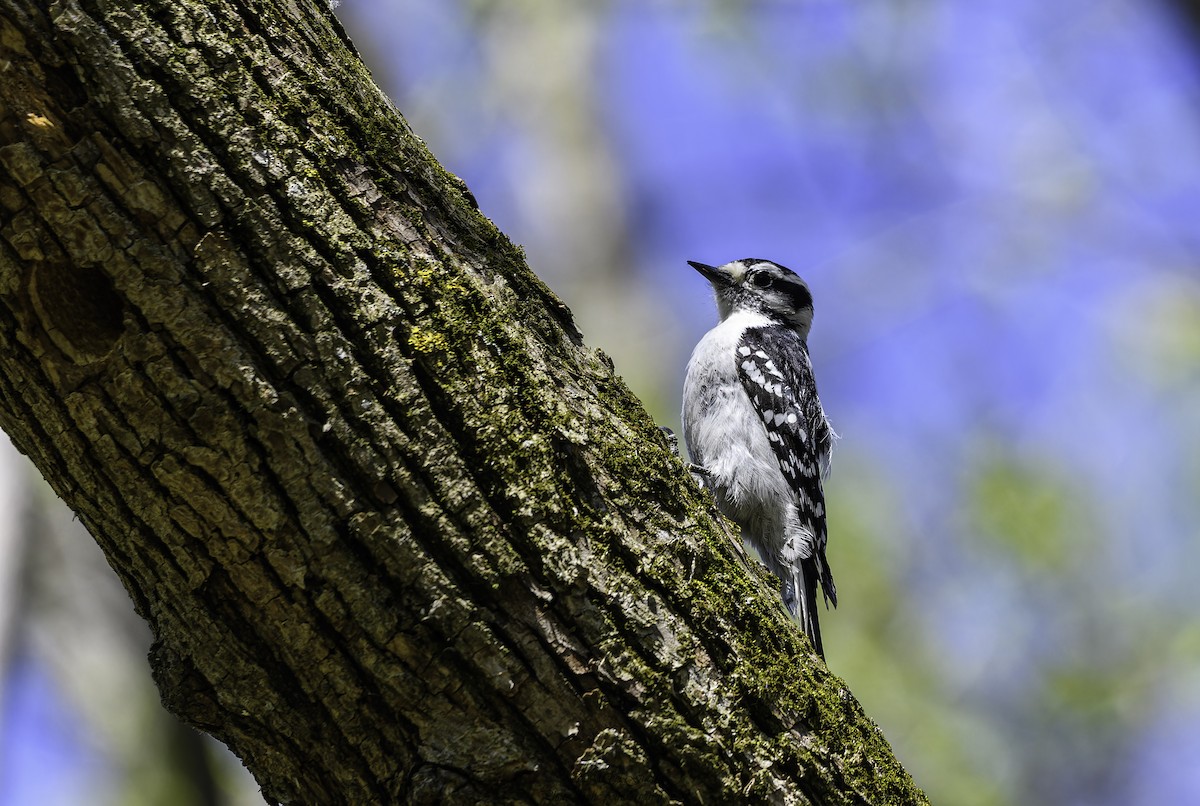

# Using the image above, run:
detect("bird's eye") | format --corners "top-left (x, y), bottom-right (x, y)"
top-left (749, 272), bottom-right (773, 289)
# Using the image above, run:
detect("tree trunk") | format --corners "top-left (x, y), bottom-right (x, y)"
top-left (0, 1), bottom-right (927, 803)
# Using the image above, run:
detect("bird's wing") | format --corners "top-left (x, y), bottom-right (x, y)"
top-left (735, 326), bottom-right (836, 607)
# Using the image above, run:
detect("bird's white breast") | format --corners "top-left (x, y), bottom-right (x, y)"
top-left (682, 310), bottom-right (795, 539)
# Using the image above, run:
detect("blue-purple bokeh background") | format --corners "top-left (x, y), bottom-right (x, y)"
top-left (4, 2), bottom-right (1200, 804)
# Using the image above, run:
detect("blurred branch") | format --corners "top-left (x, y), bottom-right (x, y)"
top-left (0, 437), bottom-right (31, 739)
top-left (0, 1), bottom-right (926, 803)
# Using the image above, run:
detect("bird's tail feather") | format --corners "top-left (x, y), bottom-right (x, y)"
top-left (789, 561), bottom-right (824, 659)
top-left (747, 533), bottom-right (826, 659)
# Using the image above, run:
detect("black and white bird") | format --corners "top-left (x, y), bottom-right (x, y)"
top-left (681, 258), bottom-right (837, 658)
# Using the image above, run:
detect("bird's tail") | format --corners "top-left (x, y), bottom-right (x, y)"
top-left (746, 532), bottom-right (827, 658)
top-left (784, 560), bottom-right (824, 659)
top-left (799, 560), bottom-right (824, 659)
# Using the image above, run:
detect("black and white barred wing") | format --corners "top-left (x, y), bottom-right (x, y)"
top-left (735, 326), bottom-right (837, 607)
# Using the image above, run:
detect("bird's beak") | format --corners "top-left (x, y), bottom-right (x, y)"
top-left (688, 260), bottom-right (735, 287)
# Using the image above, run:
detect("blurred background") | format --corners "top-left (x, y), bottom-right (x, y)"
top-left (4, 1), bottom-right (1200, 804)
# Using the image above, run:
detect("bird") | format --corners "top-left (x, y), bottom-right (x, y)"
top-left (681, 258), bottom-right (837, 657)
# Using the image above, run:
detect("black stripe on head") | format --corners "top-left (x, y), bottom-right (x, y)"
top-left (778, 276), bottom-right (813, 311)
top-left (749, 261), bottom-right (812, 307)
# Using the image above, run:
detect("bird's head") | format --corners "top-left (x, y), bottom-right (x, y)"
top-left (688, 258), bottom-right (814, 337)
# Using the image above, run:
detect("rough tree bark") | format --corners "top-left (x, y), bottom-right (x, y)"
top-left (0, 1), bottom-right (928, 804)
